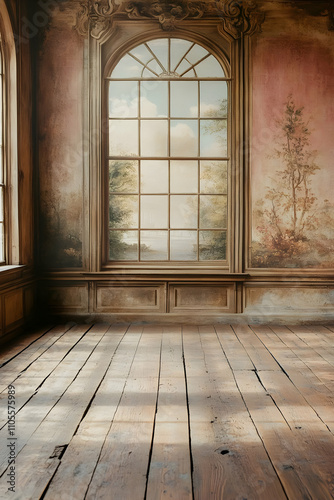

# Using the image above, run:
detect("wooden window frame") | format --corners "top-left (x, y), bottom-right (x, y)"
top-left (105, 38), bottom-right (230, 266)
top-left (83, 17), bottom-right (246, 276)
top-left (0, 0), bottom-right (19, 268)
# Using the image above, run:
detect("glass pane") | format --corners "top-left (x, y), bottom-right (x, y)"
top-left (141, 231), bottom-right (168, 260)
top-left (140, 81), bottom-right (168, 117)
top-left (109, 230), bottom-right (138, 260)
top-left (109, 160), bottom-right (138, 193)
top-left (0, 187), bottom-right (4, 222)
top-left (141, 160), bottom-right (168, 193)
top-left (109, 81), bottom-right (138, 118)
top-left (170, 81), bottom-right (198, 118)
top-left (109, 120), bottom-right (138, 157)
top-left (170, 120), bottom-right (198, 157)
top-left (199, 231), bottom-right (226, 260)
top-left (130, 43), bottom-right (153, 65)
top-left (170, 39), bottom-right (193, 74)
top-left (175, 60), bottom-right (196, 78)
top-left (200, 195), bottom-right (227, 229)
top-left (170, 230), bottom-right (197, 260)
top-left (141, 195), bottom-right (168, 228)
top-left (200, 161), bottom-right (228, 194)
top-left (200, 82), bottom-right (228, 118)
top-left (195, 56), bottom-right (225, 78)
top-left (200, 120), bottom-right (227, 157)
top-left (170, 160), bottom-right (198, 193)
top-left (0, 222), bottom-right (3, 262)
top-left (0, 147), bottom-right (3, 184)
top-left (141, 120), bottom-right (168, 157)
top-left (186, 44), bottom-right (209, 64)
top-left (111, 54), bottom-right (143, 78)
top-left (146, 39), bottom-right (168, 74)
top-left (0, 78), bottom-right (2, 146)
top-left (109, 195), bottom-right (138, 228)
top-left (170, 195), bottom-right (198, 229)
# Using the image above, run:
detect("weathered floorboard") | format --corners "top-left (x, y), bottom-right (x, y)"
top-left (0, 323), bottom-right (333, 500)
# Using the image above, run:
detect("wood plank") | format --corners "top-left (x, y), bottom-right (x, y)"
top-left (252, 325), bottom-right (334, 433)
top-left (232, 324), bottom-right (281, 371)
top-left (235, 370), bottom-right (334, 500)
top-left (289, 325), bottom-right (334, 366)
top-left (254, 369), bottom-right (334, 497)
top-left (0, 324), bottom-right (127, 499)
top-left (271, 325), bottom-right (334, 392)
top-left (0, 324), bottom-right (105, 478)
top-left (84, 326), bottom-right (162, 500)
top-left (214, 323), bottom-right (254, 371)
top-left (0, 325), bottom-right (54, 365)
top-left (0, 325), bottom-right (75, 393)
top-left (43, 325), bottom-right (142, 500)
top-left (183, 325), bottom-right (285, 500)
top-left (146, 326), bottom-right (192, 500)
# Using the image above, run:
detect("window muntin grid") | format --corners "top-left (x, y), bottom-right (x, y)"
top-left (0, 43), bottom-right (4, 264)
top-left (107, 38), bottom-right (229, 262)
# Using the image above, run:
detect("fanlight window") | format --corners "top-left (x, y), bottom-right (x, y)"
top-left (107, 38), bottom-right (229, 262)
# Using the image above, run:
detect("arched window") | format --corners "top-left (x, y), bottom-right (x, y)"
top-left (106, 38), bottom-right (229, 264)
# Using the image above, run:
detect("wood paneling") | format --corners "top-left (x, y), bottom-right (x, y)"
top-left (169, 283), bottom-right (235, 313)
top-left (45, 283), bottom-right (88, 312)
top-left (4, 289), bottom-right (23, 328)
top-left (95, 282), bottom-right (166, 313)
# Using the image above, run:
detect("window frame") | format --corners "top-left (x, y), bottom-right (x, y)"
top-left (0, 0), bottom-right (19, 268)
top-left (101, 30), bottom-right (234, 272)
top-left (0, 37), bottom-right (4, 264)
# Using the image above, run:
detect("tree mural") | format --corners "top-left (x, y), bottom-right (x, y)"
top-left (252, 95), bottom-right (334, 268)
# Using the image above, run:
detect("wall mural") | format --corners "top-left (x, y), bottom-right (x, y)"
top-left (251, 31), bottom-right (334, 268)
top-left (38, 5), bottom-right (84, 269)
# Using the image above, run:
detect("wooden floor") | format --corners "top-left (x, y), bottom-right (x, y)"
top-left (0, 324), bottom-right (333, 499)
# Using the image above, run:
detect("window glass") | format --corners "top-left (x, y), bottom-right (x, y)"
top-left (107, 38), bottom-right (228, 263)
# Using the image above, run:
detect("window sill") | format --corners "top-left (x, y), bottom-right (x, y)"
top-left (0, 265), bottom-right (30, 286)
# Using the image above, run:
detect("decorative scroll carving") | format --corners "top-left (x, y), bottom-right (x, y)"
top-left (215, 0), bottom-right (265, 38)
top-left (75, 0), bottom-right (265, 38)
top-left (75, 0), bottom-right (119, 39)
top-left (124, 1), bottom-right (207, 30)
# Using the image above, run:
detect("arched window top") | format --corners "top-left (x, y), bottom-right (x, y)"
top-left (109, 38), bottom-right (226, 79)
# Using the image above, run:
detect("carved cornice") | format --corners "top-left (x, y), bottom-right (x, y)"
top-left (75, 0), bottom-right (265, 39)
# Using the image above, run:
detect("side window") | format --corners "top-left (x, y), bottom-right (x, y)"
top-left (0, 39), bottom-right (4, 263)
top-left (106, 38), bottom-right (229, 264)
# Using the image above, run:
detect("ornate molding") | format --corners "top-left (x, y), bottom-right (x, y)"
top-left (215, 0), bottom-right (265, 38)
top-left (124, 1), bottom-right (208, 31)
top-left (75, 0), bottom-right (265, 38)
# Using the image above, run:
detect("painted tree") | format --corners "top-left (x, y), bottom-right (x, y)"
top-left (271, 94), bottom-right (319, 240)
top-left (256, 95), bottom-right (320, 263)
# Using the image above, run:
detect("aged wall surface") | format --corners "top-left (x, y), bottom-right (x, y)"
top-left (36, 0), bottom-right (334, 323)
top-left (38, 0), bottom-right (84, 269)
top-left (250, 6), bottom-right (334, 270)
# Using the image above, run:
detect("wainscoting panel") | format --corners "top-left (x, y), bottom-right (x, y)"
top-left (95, 282), bottom-right (166, 313)
top-left (169, 283), bottom-right (235, 313)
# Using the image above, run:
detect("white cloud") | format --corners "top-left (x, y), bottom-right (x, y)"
top-left (190, 103), bottom-right (220, 117)
top-left (171, 123), bottom-right (197, 156)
